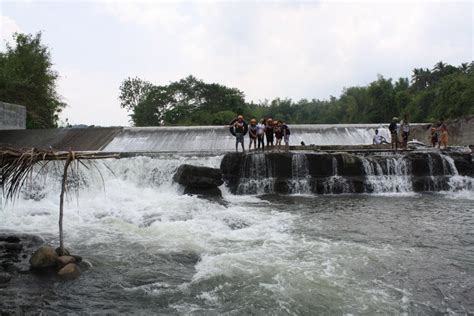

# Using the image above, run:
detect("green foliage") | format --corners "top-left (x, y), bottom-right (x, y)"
top-left (122, 61), bottom-right (473, 126)
top-left (120, 75), bottom-right (246, 126)
top-left (0, 32), bottom-right (65, 128)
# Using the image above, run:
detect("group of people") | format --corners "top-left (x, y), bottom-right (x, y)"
top-left (230, 115), bottom-right (290, 152)
top-left (386, 115), bottom-right (412, 149)
top-left (384, 115), bottom-right (448, 149)
top-left (429, 120), bottom-right (449, 149)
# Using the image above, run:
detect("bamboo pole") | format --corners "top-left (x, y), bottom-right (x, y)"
top-left (58, 152), bottom-right (73, 256)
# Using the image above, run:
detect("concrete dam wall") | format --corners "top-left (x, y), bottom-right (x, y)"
top-left (0, 102), bottom-right (26, 130)
top-left (0, 123), bottom-right (433, 152)
top-left (0, 118), bottom-right (471, 152)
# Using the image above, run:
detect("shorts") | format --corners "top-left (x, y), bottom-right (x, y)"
top-left (402, 132), bottom-right (409, 143)
top-left (236, 133), bottom-right (244, 144)
top-left (391, 133), bottom-right (397, 143)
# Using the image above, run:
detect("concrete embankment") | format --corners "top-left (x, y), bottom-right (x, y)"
top-left (0, 127), bottom-right (122, 151)
top-left (0, 102), bottom-right (26, 130)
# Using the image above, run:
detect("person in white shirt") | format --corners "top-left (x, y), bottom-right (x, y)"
top-left (373, 129), bottom-right (387, 145)
top-left (256, 119), bottom-right (266, 151)
top-left (400, 114), bottom-right (410, 149)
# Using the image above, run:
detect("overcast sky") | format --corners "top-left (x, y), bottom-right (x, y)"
top-left (1, 0), bottom-right (472, 126)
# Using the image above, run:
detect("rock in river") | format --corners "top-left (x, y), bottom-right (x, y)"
top-left (57, 263), bottom-right (81, 280)
top-left (29, 246), bottom-right (58, 269)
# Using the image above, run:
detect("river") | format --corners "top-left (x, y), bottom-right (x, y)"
top-left (0, 154), bottom-right (473, 314)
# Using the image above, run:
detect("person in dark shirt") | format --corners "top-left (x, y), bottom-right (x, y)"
top-left (232, 115), bottom-right (246, 152)
top-left (281, 121), bottom-right (290, 150)
top-left (388, 117), bottom-right (399, 149)
top-left (248, 119), bottom-right (257, 151)
top-left (265, 118), bottom-right (274, 148)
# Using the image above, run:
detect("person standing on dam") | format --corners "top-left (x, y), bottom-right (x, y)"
top-left (438, 119), bottom-right (449, 149)
top-left (389, 117), bottom-right (399, 150)
top-left (256, 119), bottom-right (266, 151)
top-left (248, 119), bottom-right (258, 151)
top-left (282, 121), bottom-right (290, 150)
top-left (400, 114), bottom-right (410, 149)
top-left (265, 118), bottom-right (274, 148)
top-left (230, 115), bottom-right (247, 152)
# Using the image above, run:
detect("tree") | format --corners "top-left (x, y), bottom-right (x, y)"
top-left (0, 32), bottom-right (65, 128)
top-left (119, 77), bottom-right (153, 112)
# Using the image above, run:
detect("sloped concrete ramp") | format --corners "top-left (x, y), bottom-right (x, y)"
top-left (0, 127), bottom-right (122, 151)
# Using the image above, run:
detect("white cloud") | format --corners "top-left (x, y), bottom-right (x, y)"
top-left (57, 66), bottom-right (130, 126)
top-left (99, 1), bottom-right (472, 104)
top-left (0, 14), bottom-right (21, 49)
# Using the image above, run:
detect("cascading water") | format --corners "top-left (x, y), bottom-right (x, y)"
top-left (360, 154), bottom-right (412, 193)
top-left (1, 151), bottom-right (474, 314)
top-left (101, 125), bottom-right (399, 152)
top-left (236, 153), bottom-right (273, 194)
top-left (288, 153), bottom-right (311, 194)
top-left (323, 157), bottom-right (352, 194)
top-left (441, 154), bottom-right (474, 193)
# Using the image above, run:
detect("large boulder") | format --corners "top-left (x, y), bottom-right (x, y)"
top-left (173, 164), bottom-right (223, 188)
top-left (29, 246), bottom-right (58, 269)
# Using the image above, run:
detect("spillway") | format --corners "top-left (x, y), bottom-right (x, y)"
top-left (0, 124), bottom-right (428, 152)
top-left (103, 124), bottom-right (420, 152)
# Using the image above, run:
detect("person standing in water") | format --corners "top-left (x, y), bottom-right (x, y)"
top-left (265, 118), bottom-right (274, 148)
top-left (232, 115), bottom-right (246, 152)
top-left (400, 114), bottom-right (410, 149)
top-left (248, 119), bottom-right (258, 151)
top-left (256, 119), bottom-right (266, 151)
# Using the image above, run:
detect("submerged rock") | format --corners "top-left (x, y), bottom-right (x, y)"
top-left (57, 263), bottom-right (81, 280)
top-left (29, 246), bottom-right (58, 269)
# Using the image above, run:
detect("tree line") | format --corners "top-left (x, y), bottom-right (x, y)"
top-left (121, 61), bottom-right (473, 126)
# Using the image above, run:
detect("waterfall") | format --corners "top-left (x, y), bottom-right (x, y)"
top-left (288, 154), bottom-right (311, 194)
top-left (221, 151), bottom-right (472, 196)
top-left (323, 157), bottom-right (352, 194)
top-left (440, 154), bottom-right (474, 192)
top-left (101, 125), bottom-right (403, 152)
top-left (361, 155), bottom-right (412, 193)
top-left (236, 153), bottom-right (273, 195)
